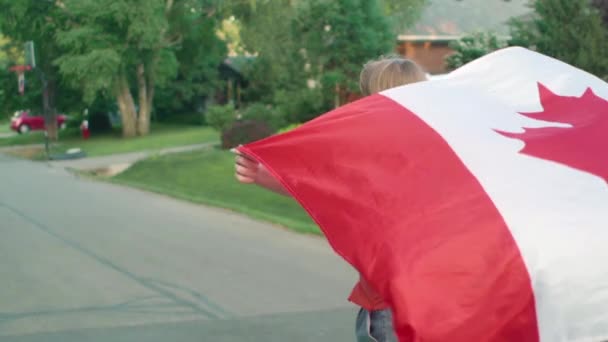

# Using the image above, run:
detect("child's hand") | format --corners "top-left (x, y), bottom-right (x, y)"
top-left (232, 148), bottom-right (290, 196)
top-left (233, 149), bottom-right (259, 184)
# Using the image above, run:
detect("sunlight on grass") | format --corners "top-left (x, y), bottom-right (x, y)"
top-left (0, 124), bottom-right (218, 157)
top-left (113, 148), bottom-right (320, 235)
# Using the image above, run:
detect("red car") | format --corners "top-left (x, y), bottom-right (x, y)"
top-left (10, 110), bottom-right (67, 134)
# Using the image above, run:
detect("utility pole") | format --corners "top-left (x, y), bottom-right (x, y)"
top-left (24, 41), bottom-right (51, 159)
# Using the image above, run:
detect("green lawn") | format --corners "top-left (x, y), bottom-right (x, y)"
top-left (0, 121), bottom-right (10, 134)
top-left (0, 124), bottom-right (218, 157)
top-left (0, 131), bottom-right (45, 146)
top-left (112, 148), bottom-right (320, 234)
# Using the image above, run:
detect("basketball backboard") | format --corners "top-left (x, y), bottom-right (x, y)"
top-left (24, 41), bottom-right (36, 68)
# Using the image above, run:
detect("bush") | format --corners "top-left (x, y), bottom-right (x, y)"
top-left (205, 104), bottom-right (237, 132)
top-left (273, 88), bottom-right (328, 124)
top-left (221, 120), bottom-right (274, 149)
top-left (445, 31), bottom-right (507, 70)
top-left (243, 103), bottom-right (286, 132)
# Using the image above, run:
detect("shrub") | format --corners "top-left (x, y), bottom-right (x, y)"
top-left (243, 102), bottom-right (286, 132)
top-left (273, 88), bottom-right (328, 124)
top-left (205, 104), bottom-right (237, 132)
top-left (221, 120), bottom-right (274, 149)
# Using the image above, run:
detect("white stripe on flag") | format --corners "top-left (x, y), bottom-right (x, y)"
top-left (383, 47), bottom-right (608, 342)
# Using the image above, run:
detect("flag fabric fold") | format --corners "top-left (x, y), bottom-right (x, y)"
top-left (239, 47), bottom-right (608, 342)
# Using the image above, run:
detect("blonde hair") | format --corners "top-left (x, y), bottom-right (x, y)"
top-left (359, 57), bottom-right (427, 96)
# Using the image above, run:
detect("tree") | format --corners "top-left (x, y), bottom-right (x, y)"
top-left (0, 34), bottom-right (22, 68)
top-left (230, 0), bottom-right (302, 103)
top-left (509, 0), bottom-right (608, 80)
top-left (445, 31), bottom-right (508, 70)
top-left (153, 4), bottom-right (226, 120)
top-left (53, 0), bottom-right (175, 137)
top-left (293, 0), bottom-right (395, 108)
top-left (381, 0), bottom-right (428, 34)
top-left (226, 0), bottom-right (427, 122)
top-left (592, 0), bottom-right (608, 26)
top-left (54, 0), bottom-right (227, 137)
top-left (0, 34), bottom-right (32, 119)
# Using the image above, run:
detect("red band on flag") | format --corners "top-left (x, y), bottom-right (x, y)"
top-left (241, 94), bottom-right (539, 341)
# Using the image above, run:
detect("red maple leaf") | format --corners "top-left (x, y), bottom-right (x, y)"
top-left (497, 83), bottom-right (608, 182)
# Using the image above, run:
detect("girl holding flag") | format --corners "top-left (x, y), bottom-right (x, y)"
top-left (234, 56), bottom-right (427, 342)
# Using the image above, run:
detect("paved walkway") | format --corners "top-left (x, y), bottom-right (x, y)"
top-left (0, 154), bottom-right (357, 341)
top-left (47, 143), bottom-right (215, 171)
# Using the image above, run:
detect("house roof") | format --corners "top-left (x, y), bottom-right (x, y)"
top-left (399, 0), bottom-right (532, 41)
top-left (222, 56), bottom-right (255, 74)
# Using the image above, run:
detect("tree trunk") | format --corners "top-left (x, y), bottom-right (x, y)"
top-left (136, 63), bottom-right (150, 136)
top-left (134, 0), bottom-right (172, 136)
top-left (41, 77), bottom-right (59, 141)
top-left (334, 83), bottom-right (341, 108)
top-left (46, 79), bottom-right (59, 141)
top-left (146, 65), bottom-right (155, 122)
top-left (115, 74), bottom-right (137, 138)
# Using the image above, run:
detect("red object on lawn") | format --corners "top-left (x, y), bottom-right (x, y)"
top-left (81, 120), bottom-right (90, 140)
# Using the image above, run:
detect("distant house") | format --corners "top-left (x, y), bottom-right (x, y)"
top-left (217, 56), bottom-right (254, 108)
top-left (396, 0), bottom-right (531, 74)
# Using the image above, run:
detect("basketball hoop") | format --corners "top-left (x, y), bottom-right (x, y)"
top-left (9, 65), bottom-right (32, 95)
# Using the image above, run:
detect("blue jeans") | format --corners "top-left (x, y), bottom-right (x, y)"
top-left (355, 308), bottom-right (398, 342)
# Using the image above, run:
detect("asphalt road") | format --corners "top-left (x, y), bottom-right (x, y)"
top-left (0, 154), bottom-right (357, 341)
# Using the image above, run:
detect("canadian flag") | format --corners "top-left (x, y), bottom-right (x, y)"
top-left (239, 47), bottom-right (608, 342)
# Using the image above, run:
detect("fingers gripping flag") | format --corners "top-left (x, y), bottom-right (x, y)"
top-left (239, 47), bottom-right (608, 342)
